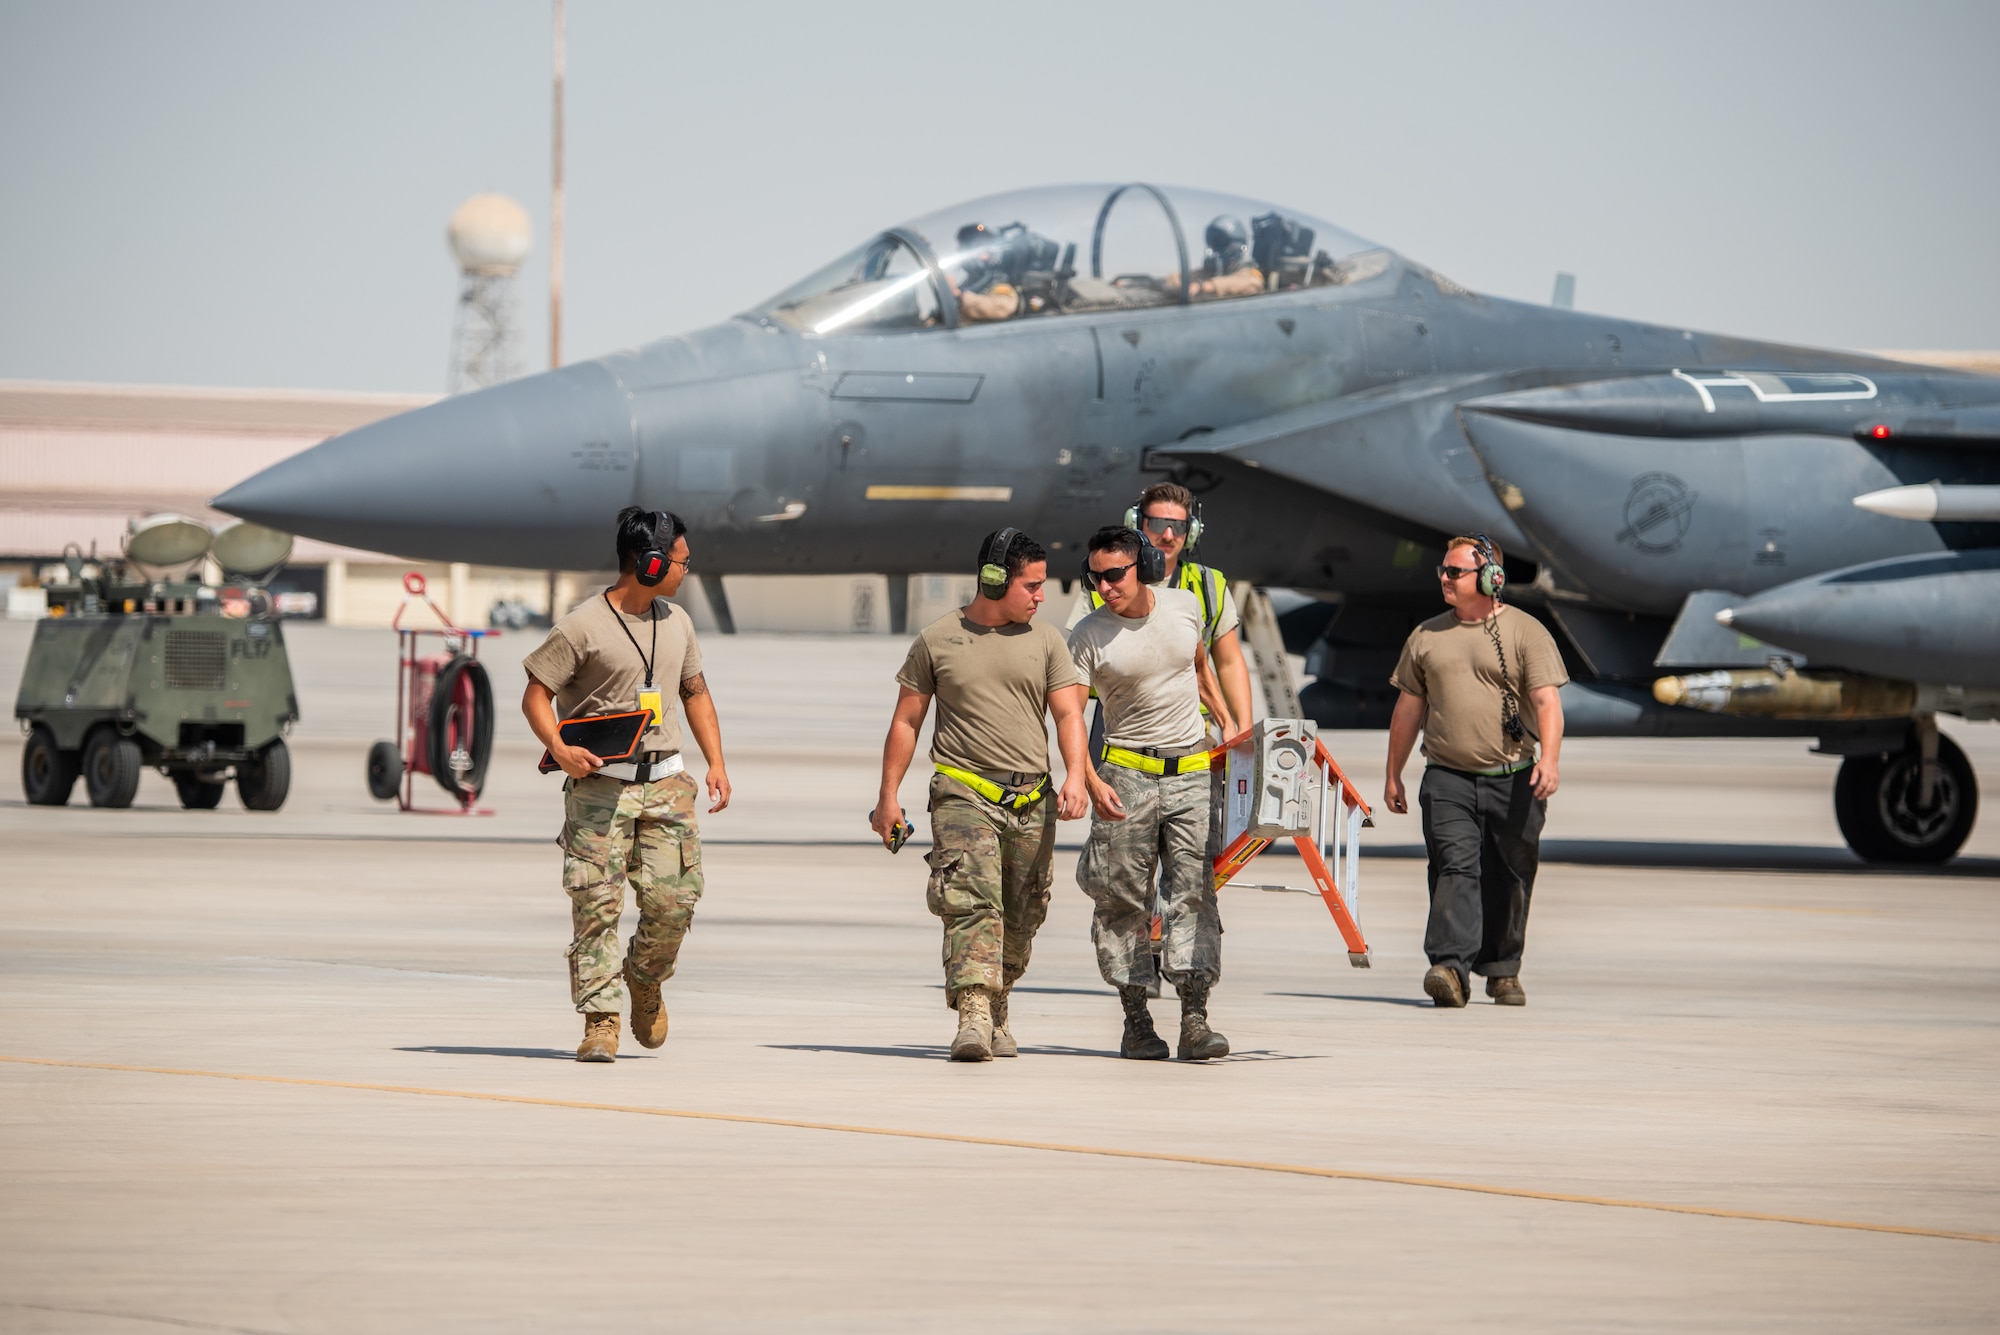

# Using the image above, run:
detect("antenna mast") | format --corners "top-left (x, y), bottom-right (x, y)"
top-left (549, 0), bottom-right (565, 371)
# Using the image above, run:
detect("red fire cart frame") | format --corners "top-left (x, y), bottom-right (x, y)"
top-left (1209, 725), bottom-right (1374, 967)
top-left (388, 571), bottom-right (497, 816)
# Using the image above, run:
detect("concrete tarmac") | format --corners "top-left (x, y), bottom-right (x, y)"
top-left (2, 619), bottom-right (1997, 1332)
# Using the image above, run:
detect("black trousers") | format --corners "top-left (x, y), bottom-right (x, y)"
top-left (1418, 765), bottom-right (1545, 986)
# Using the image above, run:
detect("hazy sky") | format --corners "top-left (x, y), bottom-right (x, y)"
top-left (2, 1), bottom-right (1995, 393)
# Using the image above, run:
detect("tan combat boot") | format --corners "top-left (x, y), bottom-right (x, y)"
top-left (990, 984), bottom-right (1018, 1058)
top-left (950, 986), bottom-right (994, 1062)
top-left (1119, 985), bottom-right (1170, 1060)
top-left (576, 1012), bottom-right (620, 1062)
top-left (1176, 977), bottom-right (1230, 1061)
top-left (625, 964), bottom-right (669, 1048)
top-left (1423, 965), bottom-right (1467, 1009)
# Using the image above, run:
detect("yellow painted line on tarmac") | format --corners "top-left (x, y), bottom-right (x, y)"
top-left (3, 1053), bottom-right (1994, 1247)
top-left (1738, 905), bottom-right (1883, 916)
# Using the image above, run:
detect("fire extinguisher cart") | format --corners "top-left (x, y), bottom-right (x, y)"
top-left (365, 572), bottom-right (498, 815)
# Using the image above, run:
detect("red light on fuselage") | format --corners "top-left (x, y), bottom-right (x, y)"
top-left (1870, 424), bottom-right (1891, 439)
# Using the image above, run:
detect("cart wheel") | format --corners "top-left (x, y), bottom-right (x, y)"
top-left (367, 739), bottom-right (403, 801)
top-left (83, 729), bottom-right (143, 809)
top-left (174, 771), bottom-right (227, 809)
top-left (22, 726), bottom-right (80, 807)
top-left (239, 740), bottom-right (291, 811)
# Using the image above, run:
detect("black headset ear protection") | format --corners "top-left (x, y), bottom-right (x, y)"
top-left (634, 511), bottom-right (670, 587)
top-left (1124, 493), bottom-right (1204, 552)
top-left (1471, 533), bottom-right (1505, 599)
top-left (1081, 529), bottom-right (1166, 589)
top-left (977, 527), bottom-right (1021, 600)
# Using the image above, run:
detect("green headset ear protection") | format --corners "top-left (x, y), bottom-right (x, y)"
top-left (1125, 493), bottom-right (1203, 552)
top-left (977, 527), bottom-right (1021, 600)
top-left (1471, 533), bottom-right (1506, 598)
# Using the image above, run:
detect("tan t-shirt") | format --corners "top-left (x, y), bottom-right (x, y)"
top-left (1067, 587), bottom-right (1206, 751)
top-left (522, 593), bottom-right (703, 758)
top-left (1389, 605), bottom-right (1568, 773)
top-left (897, 611), bottom-right (1079, 776)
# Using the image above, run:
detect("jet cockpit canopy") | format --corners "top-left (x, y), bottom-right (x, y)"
top-left (759, 183), bottom-right (1388, 335)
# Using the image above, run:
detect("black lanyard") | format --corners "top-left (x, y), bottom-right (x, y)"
top-left (604, 592), bottom-right (658, 687)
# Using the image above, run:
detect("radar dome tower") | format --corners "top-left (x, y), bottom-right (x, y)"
top-left (446, 193), bottom-right (533, 394)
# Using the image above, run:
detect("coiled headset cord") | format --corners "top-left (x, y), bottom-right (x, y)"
top-left (1484, 611), bottom-right (1527, 743)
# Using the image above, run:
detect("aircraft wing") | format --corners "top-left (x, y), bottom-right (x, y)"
top-left (1154, 371), bottom-right (1554, 552)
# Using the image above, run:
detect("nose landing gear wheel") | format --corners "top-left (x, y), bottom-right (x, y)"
top-left (1834, 734), bottom-right (1978, 864)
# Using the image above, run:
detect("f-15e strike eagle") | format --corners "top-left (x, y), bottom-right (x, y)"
top-left (215, 182), bottom-right (2000, 863)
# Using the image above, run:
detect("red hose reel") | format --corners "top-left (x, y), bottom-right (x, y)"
top-left (365, 571), bottom-right (498, 814)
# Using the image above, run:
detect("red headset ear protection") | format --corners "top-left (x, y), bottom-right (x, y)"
top-left (1471, 533), bottom-right (1505, 598)
top-left (634, 512), bottom-right (670, 587)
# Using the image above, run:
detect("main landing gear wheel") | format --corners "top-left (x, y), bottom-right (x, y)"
top-left (1834, 734), bottom-right (1978, 864)
top-left (22, 726), bottom-right (80, 806)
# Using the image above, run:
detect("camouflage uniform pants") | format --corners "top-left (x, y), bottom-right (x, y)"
top-left (559, 770), bottom-right (704, 1015)
top-left (925, 772), bottom-right (1056, 1009)
top-left (1076, 763), bottom-right (1220, 988)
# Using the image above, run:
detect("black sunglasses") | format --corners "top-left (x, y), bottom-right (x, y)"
top-left (1436, 564), bottom-right (1480, 580)
top-left (1083, 561), bottom-right (1139, 588)
top-left (1140, 515), bottom-right (1190, 536)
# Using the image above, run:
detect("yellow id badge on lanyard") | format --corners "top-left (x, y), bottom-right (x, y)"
top-left (638, 688), bottom-right (664, 729)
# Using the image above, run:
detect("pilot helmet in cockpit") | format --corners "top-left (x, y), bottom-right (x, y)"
top-left (1204, 215), bottom-right (1252, 274)
top-left (955, 222), bottom-right (1005, 292)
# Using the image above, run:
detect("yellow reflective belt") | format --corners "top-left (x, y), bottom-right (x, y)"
top-left (1101, 746), bottom-right (1213, 776)
top-left (934, 764), bottom-right (1050, 809)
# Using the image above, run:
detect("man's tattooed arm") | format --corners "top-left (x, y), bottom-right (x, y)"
top-left (679, 673), bottom-right (710, 701)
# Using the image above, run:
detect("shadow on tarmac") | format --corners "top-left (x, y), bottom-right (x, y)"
top-left (928, 984), bottom-right (1114, 998)
top-left (1270, 991), bottom-right (1436, 1009)
top-left (765, 1043), bottom-right (1324, 1063)
top-left (396, 1045), bottom-right (656, 1061)
top-left (1364, 840), bottom-right (2000, 877)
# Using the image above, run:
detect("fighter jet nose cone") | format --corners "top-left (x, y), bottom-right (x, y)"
top-left (1714, 607), bottom-right (1737, 627)
top-left (211, 363), bottom-right (638, 567)
top-left (212, 464), bottom-right (316, 531)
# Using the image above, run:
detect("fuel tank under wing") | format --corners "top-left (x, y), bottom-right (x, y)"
top-left (1718, 549), bottom-right (2000, 692)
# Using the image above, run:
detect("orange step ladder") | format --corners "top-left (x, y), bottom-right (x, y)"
top-left (1209, 719), bottom-right (1374, 967)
